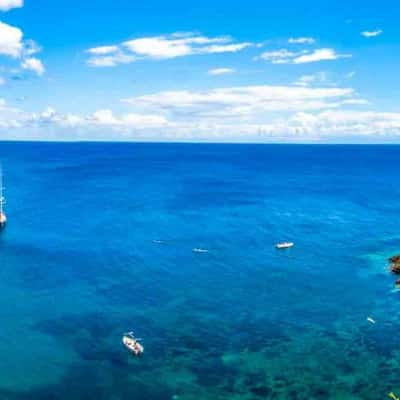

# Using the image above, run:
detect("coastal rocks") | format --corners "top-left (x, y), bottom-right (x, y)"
top-left (389, 255), bottom-right (400, 264)
top-left (389, 255), bottom-right (400, 274)
top-left (391, 264), bottom-right (400, 274)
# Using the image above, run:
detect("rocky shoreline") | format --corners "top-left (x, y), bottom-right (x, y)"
top-left (389, 255), bottom-right (400, 286)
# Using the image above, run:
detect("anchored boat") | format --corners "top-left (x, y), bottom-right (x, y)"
top-left (122, 332), bottom-right (144, 356)
top-left (276, 242), bottom-right (294, 249)
top-left (0, 168), bottom-right (6, 228)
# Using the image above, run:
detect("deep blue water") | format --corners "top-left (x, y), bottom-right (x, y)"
top-left (0, 142), bottom-right (400, 399)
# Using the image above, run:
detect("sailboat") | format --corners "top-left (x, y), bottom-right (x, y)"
top-left (0, 168), bottom-right (6, 227)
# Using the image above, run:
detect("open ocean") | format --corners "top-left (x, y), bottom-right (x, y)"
top-left (0, 142), bottom-right (400, 400)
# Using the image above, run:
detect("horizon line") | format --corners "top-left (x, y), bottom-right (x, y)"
top-left (0, 139), bottom-right (400, 146)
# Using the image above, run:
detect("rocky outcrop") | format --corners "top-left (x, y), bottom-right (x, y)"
top-left (390, 255), bottom-right (400, 274)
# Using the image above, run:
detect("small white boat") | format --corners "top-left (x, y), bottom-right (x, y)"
top-left (193, 248), bottom-right (209, 253)
top-left (0, 211), bottom-right (6, 227)
top-left (122, 332), bottom-right (144, 356)
top-left (276, 242), bottom-right (294, 249)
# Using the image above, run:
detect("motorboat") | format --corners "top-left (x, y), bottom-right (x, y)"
top-left (276, 242), bottom-right (294, 249)
top-left (122, 332), bottom-right (144, 356)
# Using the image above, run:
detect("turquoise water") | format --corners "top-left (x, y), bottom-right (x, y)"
top-left (0, 142), bottom-right (400, 399)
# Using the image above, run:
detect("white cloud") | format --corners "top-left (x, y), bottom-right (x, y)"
top-left (0, 22), bottom-right (45, 76)
top-left (288, 37), bottom-right (316, 44)
top-left (88, 109), bottom-right (167, 127)
top-left (361, 29), bottom-right (383, 38)
top-left (258, 49), bottom-right (304, 64)
top-left (0, 21), bottom-right (23, 57)
top-left (294, 72), bottom-right (328, 87)
top-left (21, 57), bottom-right (45, 75)
top-left (0, 0), bottom-right (23, 11)
top-left (2, 90), bottom-right (400, 142)
top-left (201, 43), bottom-right (251, 54)
top-left (87, 33), bottom-right (252, 66)
top-left (208, 67), bottom-right (235, 75)
top-left (286, 110), bottom-right (400, 138)
top-left (0, 77), bottom-right (5, 85)
top-left (90, 109), bottom-right (119, 125)
top-left (122, 85), bottom-right (356, 119)
top-left (123, 37), bottom-right (194, 59)
top-left (88, 52), bottom-right (136, 67)
top-left (293, 48), bottom-right (351, 63)
top-left (341, 98), bottom-right (370, 105)
top-left (87, 45), bottom-right (120, 55)
top-left (259, 48), bottom-right (350, 64)
top-left (23, 39), bottom-right (41, 56)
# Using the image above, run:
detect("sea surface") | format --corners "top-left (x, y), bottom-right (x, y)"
top-left (0, 142), bottom-right (400, 399)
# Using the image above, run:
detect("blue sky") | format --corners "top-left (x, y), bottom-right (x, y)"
top-left (0, 0), bottom-right (399, 142)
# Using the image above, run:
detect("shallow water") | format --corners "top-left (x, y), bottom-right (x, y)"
top-left (0, 142), bottom-right (400, 399)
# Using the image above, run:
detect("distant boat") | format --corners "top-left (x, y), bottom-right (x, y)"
top-left (276, 242), bottom-right (294, 249)
top-left (0, 168), bottom-right (6, 228)
top-left (193, 248), bottom-right (209, 253)
top-left (122, 332), bottom-right (144, 356)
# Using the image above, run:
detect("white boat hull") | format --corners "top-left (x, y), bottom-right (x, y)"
top-left (276, 242), bottom-right (294, 249)
top-left (123, 336), bottom-right (144, 356)
top-left (0, 213), bottom-right (6, 227)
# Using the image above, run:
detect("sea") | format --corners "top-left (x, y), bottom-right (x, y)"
top-left (0, 142), bottom-right (399, 399)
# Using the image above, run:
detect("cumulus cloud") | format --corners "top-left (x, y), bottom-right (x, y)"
top-left (259, 48), bottom-right (350, 64)
top-left (208, 67), bottom-right (235, 75)
top-left (288, 37), bottom-right (316, 44)
top-left (0, 21), bottom-right (23, 57)
top-left (1, 83), bottom-right (398, 142)
top-left (1, 97), bottom-right (400, 142)
top-left (0, 0), bottom-right (22, 11)
top-left (0, 104), bottom-right (169, 139)
top-left (21, 57), bottom-right (45, 75)
top-left (0, 21), bottom-right (44, 75)
top-left (361, 29), bottom-right (383, 38)
top-left (87, 33), bottom-right (252, 67)
top-left (286, 110), bottom-right (400, 138)
top-left (89, 109), bottom-right (168, 127)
